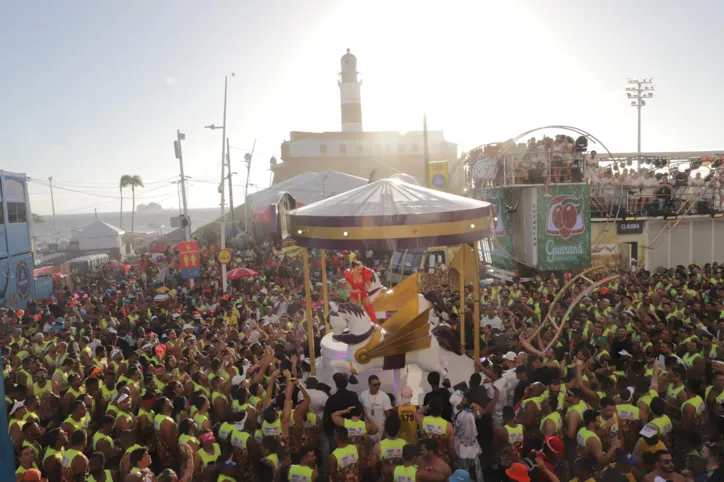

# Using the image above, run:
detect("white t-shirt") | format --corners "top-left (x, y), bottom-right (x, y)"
top-left (485, 377), bottom-right (509, 427)
top-left (502, 368), bottom-right (520, 404)
top-left (481, 316), bottom-right (502, 330)
top-left (360, 389), bottom-right (392, 429)
top-left (297, 388), bottom-right (329, 419)
top-left (262, 314), bottom-right (279, 327)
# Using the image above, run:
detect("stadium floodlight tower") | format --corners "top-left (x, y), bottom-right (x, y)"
top-left (626, 78), bottom-right (655, 164)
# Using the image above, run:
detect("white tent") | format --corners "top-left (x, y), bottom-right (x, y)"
top-left (248, 170), bottom-right (367, 212)
top-left (71, 220), bottom-right (125, 251)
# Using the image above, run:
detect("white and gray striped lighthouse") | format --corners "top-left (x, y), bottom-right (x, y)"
top-left (338, 48), bottom-right (362, 132)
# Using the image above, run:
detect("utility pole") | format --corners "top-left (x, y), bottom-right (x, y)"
top-left (205, 74), bottom-right (231, 292)
top-left (174, 130), bottom-right (192, 241)
top-left (218, 76), bottom-right (229, 293)
top-left (174, 130), bottom-right (193, 288)
top-left (243, 140), bottom-right (256, 236)
top-left (48, 176), bottom-right (57, 242)
top-left (626, 78), bottom-right (655, 166)
top-left (226, 137), bottom-right (235, 229)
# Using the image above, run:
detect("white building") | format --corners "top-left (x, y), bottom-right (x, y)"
top-left (273, 50), bottom-right (461, 190)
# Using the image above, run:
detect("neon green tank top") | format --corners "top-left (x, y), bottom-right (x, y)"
top-left (333, 444), bottom-right (359, 469)
top-left (422, 415), bottom-right (446, 436)
top-left (88, 470), bottom-right (112, 482)
top-left (380, 437), bottom-right (406, 459)
top-left (393, 465), bottom-right (417, 482)
top-left (199, 443), bottom-right (220, 467)
top-left (288, 464), bottom-right (314, 481)
top-left (93, 431), bottom-right (114, 450)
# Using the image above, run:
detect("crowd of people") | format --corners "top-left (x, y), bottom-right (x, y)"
top-left (5, 238), bottom-right (724, 482)
top-left (483, 135), bottom-right (723, 216)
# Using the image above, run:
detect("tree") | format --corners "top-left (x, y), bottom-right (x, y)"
top-left (125, 175), bottom-right (144, 252)
top-left (120, 175), bottom-right (133, 229)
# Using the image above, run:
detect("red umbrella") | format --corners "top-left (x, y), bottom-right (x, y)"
top-left (227, 267), bottom-right (259, 280)
top-left (104, 260), bottom-right (125, 270)
top-left (150, 242), bottom-right (167, 254)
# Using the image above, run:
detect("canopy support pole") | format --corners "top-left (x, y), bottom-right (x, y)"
top-left (459, 244), bottom-right (465, 349)
top-left (320, 249), bottom-right (330, 331)
top-left (302, 248), bottom-right (316, 375)
top-left (473, 242), bottom-right (481, 370)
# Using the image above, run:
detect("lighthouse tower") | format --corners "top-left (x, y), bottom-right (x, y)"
top-left (338, 49), bottom-right (362, 132)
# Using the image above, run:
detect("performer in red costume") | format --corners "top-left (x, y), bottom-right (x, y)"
top-left (344, 260), bottom-right (378, 323)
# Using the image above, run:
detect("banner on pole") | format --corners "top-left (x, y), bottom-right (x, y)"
top-left (178, 240), bottom-right (201, 279)
top-left (536, 184), bottom-right (591, 271)
top-left (427, 161), bottom-right (449, 190)
top-left (483, 187), bottom-right (517, 270)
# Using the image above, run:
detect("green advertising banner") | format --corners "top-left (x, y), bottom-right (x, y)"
top-left (536, 184), bottom-right (591, 271)
top-left (483, 187), bottom-right (517, 270)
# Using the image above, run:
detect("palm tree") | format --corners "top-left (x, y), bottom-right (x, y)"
top-left (119, 175), bottom-right (133, 229)
top-left (128, 175), bottom-right (144, 251)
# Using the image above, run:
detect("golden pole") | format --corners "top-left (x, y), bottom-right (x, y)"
top-left (473, 242), bottom-right (481, 369)
top-left (302, 248), bottom-right (316, 375)
top-left (459, 244), bottom-right (465, 349)
top-left (320, 249), bottom-right (330, 331)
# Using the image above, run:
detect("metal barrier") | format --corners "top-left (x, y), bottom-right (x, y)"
top-left (486, 152), bottom-right (722, 216)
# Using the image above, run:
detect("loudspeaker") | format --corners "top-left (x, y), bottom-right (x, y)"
top-left (528, 168), bottom-right (545, 184)
top-left (697, 201), bottom-right (712, 214)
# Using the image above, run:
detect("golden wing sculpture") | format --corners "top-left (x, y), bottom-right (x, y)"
top-left (355, 308), bottom-right (432, 364)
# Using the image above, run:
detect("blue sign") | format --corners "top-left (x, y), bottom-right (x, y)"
top-left (431, 174), bottom-right (446, 188)
top-left (16, 262), bottom-right (30, 299)
top-left (181, 268), bottom-right (201, 280)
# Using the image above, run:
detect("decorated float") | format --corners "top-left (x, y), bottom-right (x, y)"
top-left (286, 178), bottom-right (494, 397)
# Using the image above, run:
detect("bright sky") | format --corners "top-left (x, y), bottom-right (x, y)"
top-left (3, 1), bottom-right (724, 215)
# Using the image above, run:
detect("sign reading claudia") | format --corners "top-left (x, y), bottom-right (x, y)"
top-left (537, 185), bottom-right (591, 271)
top-left (617, 221), bottom-right (644, 235)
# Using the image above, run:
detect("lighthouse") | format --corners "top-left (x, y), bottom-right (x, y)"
top-left (339, 48), bottom-right (362, 132)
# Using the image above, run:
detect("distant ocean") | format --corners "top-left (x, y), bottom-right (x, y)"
top-left (32, 208), bottom-right (225, 243)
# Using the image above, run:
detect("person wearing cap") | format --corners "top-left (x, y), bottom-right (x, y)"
top-left (504, 462), bottom-right (531, 482)
top-left (228, 411), bottom-right (255, 479)
top-left (9, 400), bottom-right (28, 450)
top-left (197, 429), bottom-right (220, 471)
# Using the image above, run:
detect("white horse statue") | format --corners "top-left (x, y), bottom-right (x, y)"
top-left (327, 301), bottom-right (461, 378)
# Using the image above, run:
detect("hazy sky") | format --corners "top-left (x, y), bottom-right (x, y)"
top-left (3, 1), bottom-right (724, 215)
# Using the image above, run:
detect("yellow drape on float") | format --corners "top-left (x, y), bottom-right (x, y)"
top-left (320, 249), bottom-right (330, 331)
top-left (302, 249), bottom-right (316, 375)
